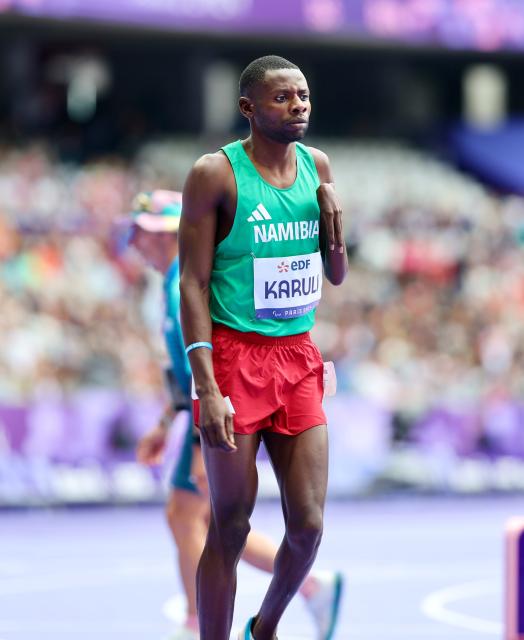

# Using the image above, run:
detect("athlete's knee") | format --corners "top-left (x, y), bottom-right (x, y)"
top-left (286, 507), bottom-right (323, 555)
top-left (209, 512), bottom-right (251, 560)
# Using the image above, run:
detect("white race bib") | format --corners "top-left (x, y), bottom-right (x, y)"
top-left (253, 251), bottom-right (322, 320)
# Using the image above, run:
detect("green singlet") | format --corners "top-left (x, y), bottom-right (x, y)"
top-left (210, 139), bottom-right (322, 337)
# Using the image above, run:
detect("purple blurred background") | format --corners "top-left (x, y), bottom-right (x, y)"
top-left (3, 0), bottom-right (524, 50)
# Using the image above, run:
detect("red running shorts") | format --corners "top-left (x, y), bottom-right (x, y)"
top-left (193, 324), bottom-right (327, 436)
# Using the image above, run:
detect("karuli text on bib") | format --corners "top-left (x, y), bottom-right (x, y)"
top-left (253, 251), bottom-right (322, 320)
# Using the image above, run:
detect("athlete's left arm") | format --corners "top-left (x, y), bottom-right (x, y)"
top-left (309, 147), bottom-right (348, 286)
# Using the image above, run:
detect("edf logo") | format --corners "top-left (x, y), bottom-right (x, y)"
top-left (291, 258), bottom-right (310, 271)
top-left (276, 259), bottom-right (310, 274)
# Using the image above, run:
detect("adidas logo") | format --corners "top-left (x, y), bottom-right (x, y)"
top-left (248, 203), bottom-right (272, 222)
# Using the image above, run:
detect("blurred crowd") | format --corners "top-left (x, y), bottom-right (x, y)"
top-left (315, 144), bottom-right (524, 460)
top-left (2, 139), bottom-right (524, 465)
top-left (0, 143), bottom-right (166, 404)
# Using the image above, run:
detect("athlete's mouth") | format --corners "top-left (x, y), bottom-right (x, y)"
top-left (287, 119), bottom-right (308, 125)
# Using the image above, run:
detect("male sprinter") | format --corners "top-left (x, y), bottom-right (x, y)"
top-left (127, 190), bottom-right (344, 640)
top-left (179, 55), bottom-right (348, 640)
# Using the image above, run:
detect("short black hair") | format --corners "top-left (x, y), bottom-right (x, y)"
top-left (239, 55), bottom-right (300, 96)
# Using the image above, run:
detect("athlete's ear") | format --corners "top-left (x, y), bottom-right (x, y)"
top-left (239, 96), bottom-right (254, 120)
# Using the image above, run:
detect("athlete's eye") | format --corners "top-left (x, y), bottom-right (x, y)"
top-left (275, 95), bottom-right (286, 103)
top-left (300, 94), bottom-right (310, 101)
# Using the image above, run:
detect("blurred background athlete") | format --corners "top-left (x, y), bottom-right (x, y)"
top-left (125, 190), bottom-right (344, 640)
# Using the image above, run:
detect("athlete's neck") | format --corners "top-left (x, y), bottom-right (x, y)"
top-left (243, 134), bottom-right (296, 175)
top-left (242, 135), bottom-right (297, 190)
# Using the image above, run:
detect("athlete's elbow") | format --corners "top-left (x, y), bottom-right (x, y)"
top-left (180, 274), bottom-right (210, 301)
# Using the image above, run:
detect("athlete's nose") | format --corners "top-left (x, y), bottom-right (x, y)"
top-left (290, 94), bottom-right (307, 114)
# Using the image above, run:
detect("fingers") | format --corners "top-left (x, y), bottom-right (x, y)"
top-left (224, 413), bottom-right (237, 452)
top-left (333, 212), bottom-right (344, 253)
top-left (136, 438), bottom-right (152, 463)
top-left (137, 447), bottom-right (159, 466)
top-left (213, 417), bottom-right (236, 452)
top-left (199, 425), bottom-right (212, 448)
top-left (200, 417), bottom-right (236, 452)
top-left (324, 212), bottom-right (335, 251)
top-left (318, 184), bottom-right (344, 252)
top-left (323, 210), bottom-right (345, 253)
top-left (199, 395), bottom-right (237, 452)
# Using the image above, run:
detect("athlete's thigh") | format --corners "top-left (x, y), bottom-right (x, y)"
top-left (262, 425), bottom-right (328, 516)
top-left (167, 485), bottom-right (209, 522)
top-left (202, 432), bottom-right (261, 517)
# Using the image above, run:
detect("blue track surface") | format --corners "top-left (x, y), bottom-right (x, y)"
top-left (0, 496), bottom-right (518, 639)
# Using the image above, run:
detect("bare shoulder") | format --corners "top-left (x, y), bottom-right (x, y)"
top-left (188, 150), bottom-right (232, 185)
top-left (305, 145), bottom-right (332, 183)
top-left (306, 145), bottom-right (330, 166)
top-left (183, 151), bottom-right (233, 221)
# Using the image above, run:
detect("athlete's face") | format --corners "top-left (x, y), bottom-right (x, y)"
top-left (242, 69), bottom-right (311, 143)
top-left (131, 227), bottom-right (178, 273)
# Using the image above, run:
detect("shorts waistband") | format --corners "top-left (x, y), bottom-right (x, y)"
top-left (212, 323), bottom-right (311, 346)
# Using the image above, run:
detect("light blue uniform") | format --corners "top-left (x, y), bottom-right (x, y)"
top-left (163, 258), bottom-right (197, 493)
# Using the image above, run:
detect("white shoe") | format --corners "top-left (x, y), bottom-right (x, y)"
top-left (165, 627), bottom-right (199, 640)
top-left (305, 571), bottom-right (344, 640)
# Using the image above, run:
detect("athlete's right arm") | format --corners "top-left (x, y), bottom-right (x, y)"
top-left (179, 154), bottom-right (237, 452)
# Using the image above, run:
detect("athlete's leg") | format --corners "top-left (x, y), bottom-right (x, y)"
top-left (191, 442), bottom-right (279, 575)
top-left (253, 424), bottom-right (328, 640)
top-left (242, 530), bottom-right (277, 573)
top-left (192, 441), bottom-right (322, 584)
top-left (195, 451), bottom-right (321, 580)
top-left (166, 486), bottom-right (209, 620)
top-left (243, 528), bottom-right (331, 604)
top-left (198, 432), bottom-right (260, 640)
top-left (167, 418), bottom-right (207, 629)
